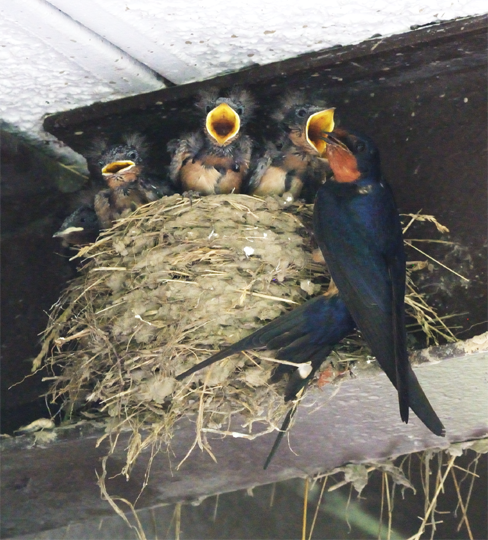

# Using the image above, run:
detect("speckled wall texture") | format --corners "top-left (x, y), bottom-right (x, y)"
top-left (0, 0), bottom-right (486, 165)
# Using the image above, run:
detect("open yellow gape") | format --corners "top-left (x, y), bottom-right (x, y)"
top-left (102, 160), bottom-right (136, 175)
top-left (306, 107), bottom-right (335, 154)
top-left (206, 102), bottom-right (241, 146)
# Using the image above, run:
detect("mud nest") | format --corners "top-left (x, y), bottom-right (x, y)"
top-left (34, 194), bottom-right (455, 471)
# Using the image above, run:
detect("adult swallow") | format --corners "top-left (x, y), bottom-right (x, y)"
top-left (314, 127), bottom-right (445, 437)
top-left (175, 290), bottom-right (356, 468)
top-left (247, 94), bottom-right (334, 203)
top-left (168, 88), bottom-right (255, 195)
top-left (53, 205), bottom-right (99, 245)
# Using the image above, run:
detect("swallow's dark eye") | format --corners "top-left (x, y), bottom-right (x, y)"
top-left (236, 106), bottom-right (244, 115)
top-left (127, 150), bottom-right (137, 160)
top-left (297, 108), bottom-right (307, 118)
top-left (206, 105), bottom-right (212, 113)
top-left (356, 141), bottom-right (366, 152)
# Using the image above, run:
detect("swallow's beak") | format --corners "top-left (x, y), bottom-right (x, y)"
top-left (319, 130), bottom-right (350, 154)
top-left (206, 103), bottom-right (240, 146)
top-left (306, 108), bottom-right (335, 154)
top-left (53, 226), bottom-right (84, 238)
top-left (102, 161), bottom-right (136, 175)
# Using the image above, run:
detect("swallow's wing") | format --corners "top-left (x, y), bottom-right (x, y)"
top-left (168, 133), bottom-right (204, 183)
top-left (235, 134), bottom-right (253, 169)
top-left (314, 181), bottom-right (444, 436)
top-left (93, 189), bottom-right (112, 229)
top-left (314, 180), bottom-right (409, 418)
top-left (175, 294), bottom-right (355, 383)
top-left (247, 153), bottom-right (273, 193)
top-left (140, 174), bottom-right (177, 199)
top-left (175, 293), bottom-right (356, 469)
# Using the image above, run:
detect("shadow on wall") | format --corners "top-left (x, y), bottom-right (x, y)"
top-left (0, 130), bottom-right (86, 432)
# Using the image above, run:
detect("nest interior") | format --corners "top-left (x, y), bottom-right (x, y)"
top-left (35, 193), bottom-right (455, 472)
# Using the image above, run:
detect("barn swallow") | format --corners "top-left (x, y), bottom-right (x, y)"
top-left (53, 205), bottom-right (99, 245)
top-left (94, 184), bottom-right (148, 229)
top-left (90, 133), bottom-right (175, 228)
top-left (93, 133), bottom-right (148, 189)
top-left (93, 133), bottom-right (176, 197)
top-left (175, 290), bottom-right (356, 467)
top-left (168, 88), bottom-right (255, 195)
top-left (314, 127), bottom-right (445, 437)
top-left (247, 94), bottom-right (334, 203)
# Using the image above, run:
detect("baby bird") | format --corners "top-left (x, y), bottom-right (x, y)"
top-left (168, 88), bottom-right (255, 195)
top-left (248, 92), bottom-right (334, 203)
top-left (90, 133), bottom-right (174, 229)
top-left (53, 205), bottom-right (99, 246)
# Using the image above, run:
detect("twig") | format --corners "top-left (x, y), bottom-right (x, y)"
top-left (302, 478), bottom-right (309, 540)
top-left (451, 465), bottom-right (473, 539)
top-left (308, 477), bottom-right (328, 540)
top-left (404, 242), bottom-right (469, 282)
top-left (235, 289), bottom-right (299, 304)
top-left (407, 455), bottom-right (457, 540)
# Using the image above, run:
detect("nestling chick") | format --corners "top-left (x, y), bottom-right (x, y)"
top-left (53, 205), bottom-right (100, 246)
top-left (94, 186), bottom-right (148, 229)
top-left (168, 88), bottom-right (255, 195)
top-left (248, 92), bottom-right (334, 203)
top-left (93, 133), bottom-right (148, 190)
top-left (90, 133), bottom-right (175, 228)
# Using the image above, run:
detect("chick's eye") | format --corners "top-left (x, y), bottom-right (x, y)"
top-left (98, 160), bottom-right (104, 167)
top-left (127, 151), bottom-right (137, 160)
top-left (80, 217), bottom-right (86, 223)
top-left (236, 106), bottom-right (244, 115)
top-left (297, 108), bottom-right (307, 118)
top-left (355, 141), bottom-right (366, 153)
top-left (206, 105), bottom-right (212, 113)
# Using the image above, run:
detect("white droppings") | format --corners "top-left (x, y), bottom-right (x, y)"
top-left (243, 246), bottom-right (255, 257)
top-left (298, 363), bottom-right (313, 379)
top-left (462, 331), bottom-right (488, 354)
top-left (16, 418), bottom-right (55, 433)
top-left (300, 279), bottom-right (316, 295)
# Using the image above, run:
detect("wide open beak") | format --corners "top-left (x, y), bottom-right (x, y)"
top-left (53, 226), bottom-right (84, 238)
top-left (306, 108), bottom-right (335, 154)
top-left (206, 103), bottom-right (240, 146)
top-left (101, 160), bottom-right (135, 175)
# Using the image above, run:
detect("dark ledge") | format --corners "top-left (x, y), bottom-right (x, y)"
top-left (1, 335), bottom-right (487, 538)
